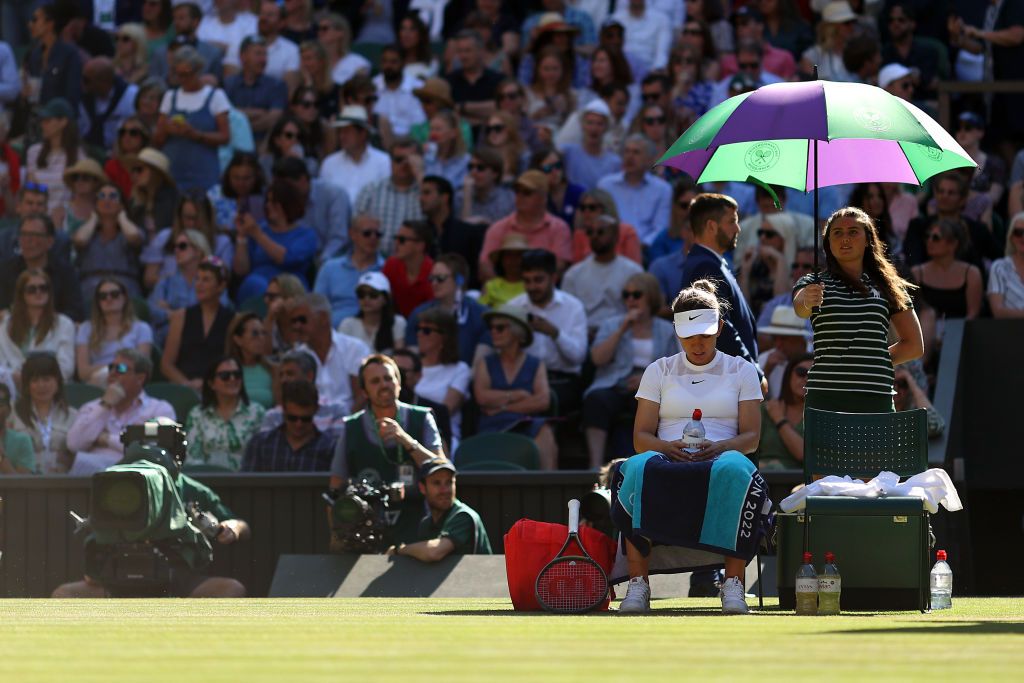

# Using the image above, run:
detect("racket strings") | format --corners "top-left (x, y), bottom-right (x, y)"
top-left (536, 559), bottom-right (608, 612)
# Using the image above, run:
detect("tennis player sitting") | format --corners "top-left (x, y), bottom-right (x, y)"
top-left (619, 279), bottom-right (764, 614)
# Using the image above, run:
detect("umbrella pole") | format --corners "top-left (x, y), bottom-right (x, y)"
top-left (813, 64), bottom-right (820, 276)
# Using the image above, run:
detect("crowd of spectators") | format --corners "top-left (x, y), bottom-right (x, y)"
top-left (0, 0), bottom-right (1021, 478)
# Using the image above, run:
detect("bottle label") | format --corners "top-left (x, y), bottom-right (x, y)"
top-left (819, 577), bottom-right (841, 593)
top-left (795, 578), bottom-right (818, 593)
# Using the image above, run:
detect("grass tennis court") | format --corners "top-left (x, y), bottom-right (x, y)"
top-left (2, 598), bottom-right (1022, 681)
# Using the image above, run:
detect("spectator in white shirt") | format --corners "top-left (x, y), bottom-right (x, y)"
top-left (373, 45), bottom-right (426, 137)
top-left (562, 214), bottom-right (642, 334)
top-left (612, 0), bottom-right (672, 72)
top-left (318, 12), bottom-right (371, 86)
top-left (288, 293), bottom-right (370, 414)
top-left (507, 248), bottom-right (588, 414)
top-left (320, 104), bottom-right (392, 204)
top-left (197, 0), bottom-right (258, 73)
top-left (257, 0), bottom-right (301, 91)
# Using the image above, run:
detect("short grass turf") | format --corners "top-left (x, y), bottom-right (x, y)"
top-left (2, 598), bottom-right (1023, 682)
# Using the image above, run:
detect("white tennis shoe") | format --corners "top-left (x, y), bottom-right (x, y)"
top-left (720, 576), bottom-right (749, 614)
top-left (618, 576), bottom-right (651, 613)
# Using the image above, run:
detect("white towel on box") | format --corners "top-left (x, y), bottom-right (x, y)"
top-left (780, 469), bottom-right (963, 514)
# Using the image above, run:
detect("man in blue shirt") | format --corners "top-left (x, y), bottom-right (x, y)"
top-left (314, 214), bottom-right (385, 326)
top-left (679, 193), bottom-right (760, 369)
top-left (224, 36), bottom-right (287, 141)
top-left (597, 134), bottom-right (672, 246)
top-left (273, 157), bottom-right (352, 262)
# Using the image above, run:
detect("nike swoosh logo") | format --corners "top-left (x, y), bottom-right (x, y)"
top-left (691, 379), bottom-right (705, 384)
top-left (688, 315), bottom-right (700, 320)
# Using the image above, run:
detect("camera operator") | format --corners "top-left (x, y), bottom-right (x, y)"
top-left (329, 354), bottom-right (444, 545)
top-left (386, 458), bottom-right (491, 562)
top-left (52, 429), bottom-right (251, 598)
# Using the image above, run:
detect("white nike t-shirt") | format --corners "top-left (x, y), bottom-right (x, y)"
top-left (635, 350), bottom-right (763, 443)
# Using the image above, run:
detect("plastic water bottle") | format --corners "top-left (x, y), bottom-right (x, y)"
top-left (818, 551), bottom-right (841, 615)
top-left (795, 552), bottom-right (818, 615)
top-left (930, 550), bottom-right (953, 610)
top-left (681, 409), bottom-right (705, 453)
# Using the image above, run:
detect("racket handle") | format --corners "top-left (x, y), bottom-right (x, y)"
top-left (567, 498), bottom-right (580, 533)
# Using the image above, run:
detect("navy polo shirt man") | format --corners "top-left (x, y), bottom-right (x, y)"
top-left (224, 36), bottom-right (287, 141)
top-left (679, 193), bottom-right (759, 368)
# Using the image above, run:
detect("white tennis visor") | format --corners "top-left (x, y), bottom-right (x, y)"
top-left (674, 309), bottom-right (720, 338)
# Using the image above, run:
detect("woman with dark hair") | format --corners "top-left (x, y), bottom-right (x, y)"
top-left (260, 114), bottom-right (317, 180)
top-left (152, 46), bottom-right (232, 192)
top-left (397, 12), bottom-right (438, 82)
top-left (143, 191), bottom-right (232, 290)
top-left (289, 84), bottom-right (335, 160)
top-left (757, 353), bottom-right (812, 470)
top-left (298, 42), bottom-right (342, 122)
top-left (517, 17), bottom-right (586, 90)
top-left (794, 207), bottom-right (924, 412)
top-left (524, 46), bottom-right (578, 130)
top-left (234, 178), bottom-right (318, 302)
top-left (184, 355), bottom-right (266, 471)
top-left (685, 0), bottom-right (734, 55)
top-left (0, 383), bottom-right (36, 474)
top-left (584, 45), bottom-right (634, 98)
top-left (669, 44), bottom-right (715, 121)
top-left (584, 272), bottom-right (677, 469)
top-left (911, 219), bottom-right (983, 334)
top-left (338, 272), bottom-right (406, 354)
top-left (226, 312), bottom-right (274, 408)
top-left (850, 182), bottom-right (900, 260)
top-left (414, 307), bottom-right (470, 449)
top-left (162, 259), bottom-right (235, 390)
top-left (141, 0), bottom-right (174, 53)
top-left (25, 97), bottom-right (85, 216)
top-left (382, 220), bottom-right (435, 317)
top-left (758, 0), bottom-right (815, 60)
top-left (105, 116), bottom-right (150, 198)
top-left (209, 151), bottom-right (267, 232)
top-left (72, 182), bottom-right (145, 302)
top-left (75, 278), bottom-right (153, 387)
top-left (679, 17), bottom-right (722, 82)
top-left (531, 146), bottom-right (584, 227)
top-left (493, 78), bottom-right (541, 154)
top-left (11, 353), bottom-right (77, 473)
top-left (126, 147), bottom-right (179, 237)
top-left (0, 269), bottom-right (76, 385)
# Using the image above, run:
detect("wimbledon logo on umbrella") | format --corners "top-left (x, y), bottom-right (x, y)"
top-left (744, 142), bottom-right (781, 172)
top-left (853, 106), bottom-right (893, 133)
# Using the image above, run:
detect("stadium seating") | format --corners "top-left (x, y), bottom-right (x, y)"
top-left (454, 432), bottom-right (541, 471)
top-left (64, 382), bottom-right (103, 408)
top-left (146, 382), bottom-right (201, 422)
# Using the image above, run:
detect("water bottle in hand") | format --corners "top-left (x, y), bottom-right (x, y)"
top-left (681, 409), bottom-right (705, 454)
top-left (930, 550), bottom-right (953, 610)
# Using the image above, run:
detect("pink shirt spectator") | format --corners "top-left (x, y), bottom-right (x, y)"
top-left (65, 393), bottom-right (176, 475)
top-left (720, 44), bottom-right (797, 81)
top-left (571, 221), bottom-right (643, 265)
top-left (479, 212), bottom-right (573, 274)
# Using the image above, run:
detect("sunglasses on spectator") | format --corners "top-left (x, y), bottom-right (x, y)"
top-left (428, 274), bottom-right (450, 284)
top-left (119, 128), bottom-right (143, 138)
top-left (958, 123), bottom-right (978, 132)
top-left (541, 161), bottom-right (563, 173)
top-left (621, 290), bottom-right (644, 300)
top-left (359, 229), bottom-right (383, 239)
top-left (24, 181), bottom-right (48, 193)
top-left (216, 370), bottom-right (243, 381)
top-left (1011, 228), bottom-right (1024, 238)
top-left (356, 288), bottom-right (382, 299)
top-left (285, 413), bottom-right (315, 423)
top-left (117, 35), bottom-right (134, 43)
top-left (97, 190), bottom-right (120, 200)
top-left (757, 229), bottom-right (780, 239)
top-left (19, 229), bottom-right (49, 240)
top-left (264, 291), bottom-right (281, 302)
top-left (97, 288), bottom-right (123, 301)
top-left (108, 362), bottom-right (130, 375)
top-left (174, 241), bottom-right (192, 251)
top-left (416, 325), bottom-right (440, 336)
top-left (291, 315), bottom-right (308, 325)
top-left (468, 162), bottom-right (489, 172)
top-left (280, 130), bottom-right (298, 140)
top-left (316, 23), bottom-right (333, 32)
top-left (485, 124), bottom-right (507, 135)
top-left (739, 62), bottom-right (759, 71)
top-left (643, 116), bottom-right (666, 125)
top-left (395, 235), bottom-right (420, 244)
top-left (641, 92), bottom-right (661, 102)
top-left (514, 187), bottom-right (535, 196)
top-left (889, 15), bottom-right (909, 24)
top-left (497, 91), bottom-right (521, 101)
top-left (297, 99), bottom-right (316, 108)
top-left (488, 323), bottom-right (509, 333)
top-left (579, 202), bottom-right (602, 213)
top-left (25, 283), bottom-right (50, 295)
top-left (927, 232), bottom-right (945, 242)
top-left (130, 166), bottom-right (146, 175)
top-left (392, 155), bottom-right (409, 164)
top-left (795, 366), bottom-right (810, 378)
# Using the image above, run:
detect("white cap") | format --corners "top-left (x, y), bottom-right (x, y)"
top-left (673, 309), bottom-right (720, 338)
top-left (357, 271), bottom-right (391, 294)
top-left (878, 63), bottom-right (913, 90)
top-left (582, 99), bottom-right (612, 120)
top-left (821, 1), bottom-right (857, 24)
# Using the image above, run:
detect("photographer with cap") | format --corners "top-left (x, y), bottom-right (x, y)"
top-left (386, 458), bottom-right (492, 561)
top-left (329, 354), bottom-right (444, 545)
top-left (52, 420), bottom-right (251, 598)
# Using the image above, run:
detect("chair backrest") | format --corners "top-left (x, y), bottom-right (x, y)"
top-left (131, 297), bottom-right (151, 323)
top-left (803, 408), bottom-right (928, 482)
top-left (239, 295), bottom-right (267, 318)
top-left (454, 432), bottom-right (541, 471)
top-left (64, 382), bottom-right (104, 409)
top-left (145, 382), bottom-right (201, 423)
top-left (182, 463), bottom-right (234, 474)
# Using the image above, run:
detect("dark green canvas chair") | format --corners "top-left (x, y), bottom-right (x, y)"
top-left (64, 382), bottom-right (104, 408)
top-left (146, 382), bottom-right (201, 423)
top-left (780, 407), bottom-right (931, 611)
top-left (454, 433), bottom-right (541, 471)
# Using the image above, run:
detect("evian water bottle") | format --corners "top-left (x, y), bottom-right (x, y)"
top-left (681, 409), bottom-right (705, 453)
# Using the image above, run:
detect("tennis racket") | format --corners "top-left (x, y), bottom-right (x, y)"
top-left (534, 499), bottom-right (609, 614)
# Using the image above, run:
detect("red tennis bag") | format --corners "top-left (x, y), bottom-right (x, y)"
top-left (504, 518), bottom-right (618, 611)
